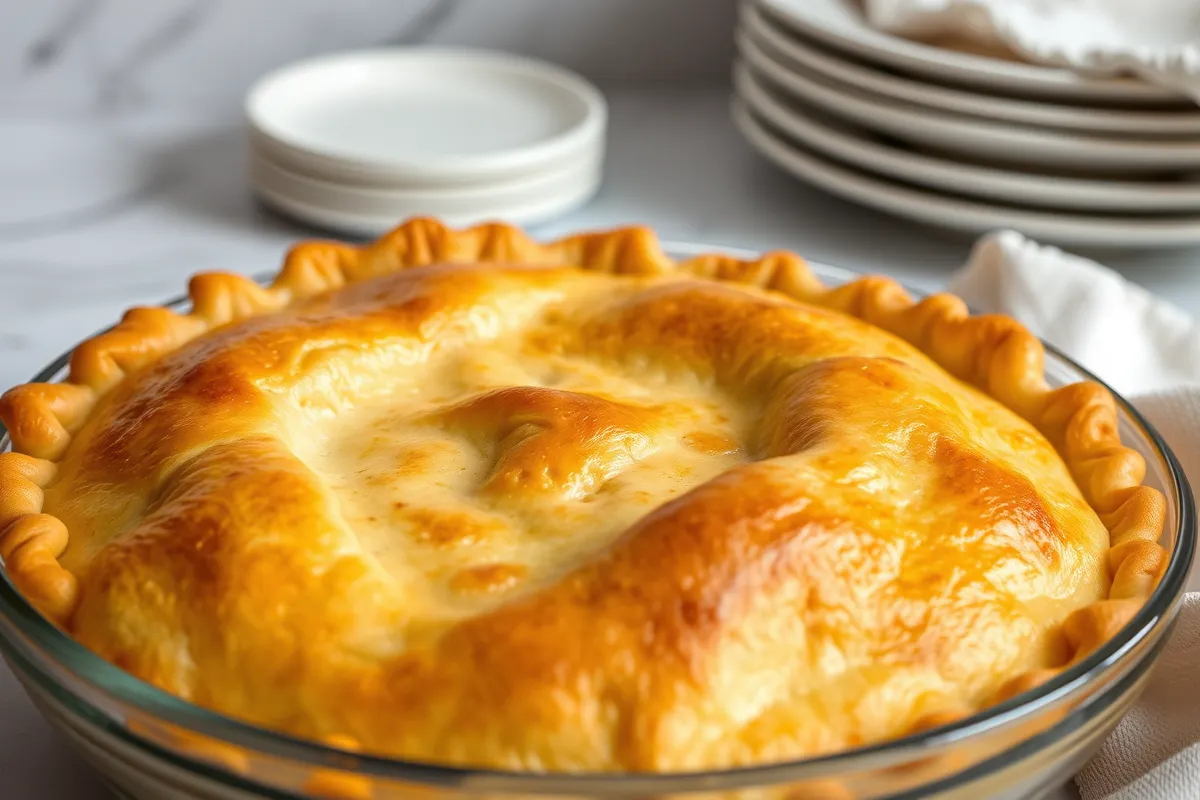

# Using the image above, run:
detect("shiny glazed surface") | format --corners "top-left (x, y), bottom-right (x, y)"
top-left (32, 259), bottom-right (1111, 771)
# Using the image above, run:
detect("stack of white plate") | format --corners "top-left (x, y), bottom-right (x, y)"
top-left (733, 0), bottom-right (1200, 248)
top-left (247, 48), bottom-right (607, 237)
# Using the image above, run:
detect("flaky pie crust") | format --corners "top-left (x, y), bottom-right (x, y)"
top-left (0, 218), bottom-right (1167, 771)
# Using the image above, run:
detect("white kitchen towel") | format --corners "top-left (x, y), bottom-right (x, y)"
top-left (864, 0), bottom-right (1200, 101)
top-left (948, 231), bottom-right (1200, 800)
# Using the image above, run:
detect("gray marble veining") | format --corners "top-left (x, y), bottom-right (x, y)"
top-left (3, 0), bottom-right (739, 114)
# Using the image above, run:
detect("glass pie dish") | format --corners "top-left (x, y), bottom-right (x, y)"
top-left (0, 244), bottom-right (1193, 800)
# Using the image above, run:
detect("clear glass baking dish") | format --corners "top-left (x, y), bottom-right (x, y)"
top-left (0, 244), bottom-right (1193, 800)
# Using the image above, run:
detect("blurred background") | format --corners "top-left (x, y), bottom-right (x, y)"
top-left (3, 2), bottom-right (1200, 799)
top-left (3, 0), bottom-right (736, 112)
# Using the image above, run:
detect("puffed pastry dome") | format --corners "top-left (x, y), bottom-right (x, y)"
top-left (0, 219), bottom-right (1165, 772)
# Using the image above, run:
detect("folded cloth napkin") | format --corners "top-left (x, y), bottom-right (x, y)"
top-left (949, 231), bottom-right (1200, 800)
top-left (863, 0), bottom-right (1200, 100)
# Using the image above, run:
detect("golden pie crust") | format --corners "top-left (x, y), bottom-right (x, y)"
top-left (0, 219), bottom-right (1166, 772)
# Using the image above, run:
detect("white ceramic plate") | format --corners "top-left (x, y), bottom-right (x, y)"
top-left (734, 64), bottom-right (1200, 212)
top-left (756, 0), bottom-right (1180, 104)
top-left (253, 163), bottom-right (601, 236)
top-left (246, 48), bottom-right (607, 187)
top-left (741, 6), bottom-right (1200, 137)
top-left (738, 38), bottom-right (1200, 174)
top-left (249, 147), bottom-right (603, 217)
top-left (732, 100), bottom-right (1200, 249)
top-left (735, 64), bottom-right (1200, 213)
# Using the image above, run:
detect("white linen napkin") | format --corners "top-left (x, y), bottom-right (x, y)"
top-left (863, 0), bottom-right (1200, 100)
top-left (948, 231), bottom-right (1200, 800)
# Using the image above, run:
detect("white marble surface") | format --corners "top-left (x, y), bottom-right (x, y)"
top-left (5, 91), bottom-right (1200, 390)
top-left (2, 0), bottom-right (737, 114)
top-left (0, 87), bottom-right (1187, 798)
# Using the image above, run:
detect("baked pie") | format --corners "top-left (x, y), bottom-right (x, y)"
top-left (0, 219), bottom-right (1165, 772)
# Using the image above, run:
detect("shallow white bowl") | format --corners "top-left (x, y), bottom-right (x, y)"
top-left (253, 160), bottom-right (602, 237)
top-left (247, 48), bottom-right (607, 188)
top-left (250, 146), bottom-right (602, 218)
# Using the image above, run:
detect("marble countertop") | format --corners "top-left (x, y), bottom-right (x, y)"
top-left (0, 85), bottom-right (1180, 797)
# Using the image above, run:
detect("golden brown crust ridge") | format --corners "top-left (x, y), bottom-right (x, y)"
top-left (0, 218), bottom-right (1167, 759)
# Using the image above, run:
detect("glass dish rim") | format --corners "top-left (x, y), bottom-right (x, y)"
top-left (0, 241), bottom-right (1192, 793)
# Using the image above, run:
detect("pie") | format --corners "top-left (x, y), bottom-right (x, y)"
top-left (0, 219), bottom-right (1165, 772)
